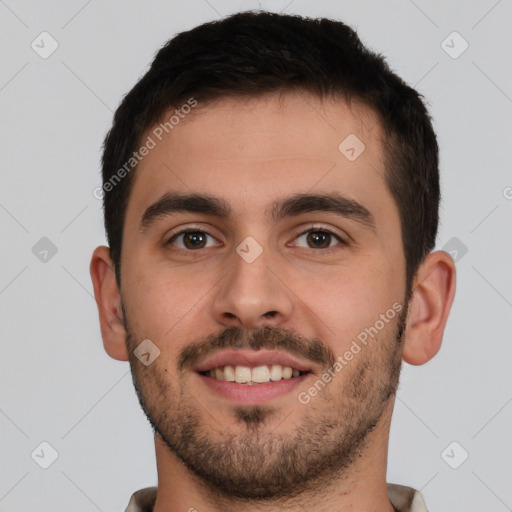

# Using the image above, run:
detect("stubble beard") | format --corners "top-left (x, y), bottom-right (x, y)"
top-left (124, 307), bottom-right (407, 503)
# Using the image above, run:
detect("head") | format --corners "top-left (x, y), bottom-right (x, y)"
top-left (91, 10), bottom-right (455, 504)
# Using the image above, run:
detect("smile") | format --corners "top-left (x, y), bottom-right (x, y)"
top-left (193, 349), bottom-right (314, 404)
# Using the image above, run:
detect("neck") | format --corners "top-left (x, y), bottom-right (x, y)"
top-left (152, 404), bottom-right (396, 512)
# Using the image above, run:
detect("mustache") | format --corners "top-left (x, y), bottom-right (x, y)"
top-left (178, 325), bottom-right (336, 372)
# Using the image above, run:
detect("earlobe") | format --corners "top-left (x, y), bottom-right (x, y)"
top-left (402, 250), bottom-right (457, 366)
top-left (89, 246), bottom-right (129, 361)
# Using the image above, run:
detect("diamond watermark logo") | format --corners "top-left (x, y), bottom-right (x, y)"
top-left (441, 31), bottom-right (468, 59)
top-left (236, 236), bottom-right (263, 264)
top-left (338, 134), bottom-right (365, 161)
top-left (32, 237), bottom-right (58, 263)
top-left (441, 441), bottom-right (469, 469)
top-left (134, 339), bottom-right (161, 366)
top-left (442, 236), bottom-right (468, 263)
top-left (31, 441), bottom-right (59, 469)
top-left (31, 32), bottom-right (59, 59)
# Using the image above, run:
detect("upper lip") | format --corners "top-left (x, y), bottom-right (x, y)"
top-left (194, 349), bottom-right (314, 373)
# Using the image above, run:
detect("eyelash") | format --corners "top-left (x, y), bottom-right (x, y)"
top-left (165, 226), bottom-right (346, 254)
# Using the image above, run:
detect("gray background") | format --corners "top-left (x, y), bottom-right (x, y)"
top-left (0, 0), bottom-right (511, 510)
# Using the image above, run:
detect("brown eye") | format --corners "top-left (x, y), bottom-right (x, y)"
top-left (168, 230), bottom-right (216, 250)
top-left (293, 229), bottom-right (345, 251)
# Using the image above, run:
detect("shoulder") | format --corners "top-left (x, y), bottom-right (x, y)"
top-left (124, 486), bottom-right (158, 512)
top-left (387, 483), bottom-right (429, 512)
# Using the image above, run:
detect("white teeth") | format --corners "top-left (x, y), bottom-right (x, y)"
top-left (224, 365), bottom-right (235, 381)
top-left (269, 364), bottom-right (283, 381)
top-left (205, 364), bottom-right (304, 384)
top-left (251, 365), bottom-right (270, 383)
top-left (235, 365), bottom-right (251, 383)
top-left (282, 366), bottom-right (293, 379)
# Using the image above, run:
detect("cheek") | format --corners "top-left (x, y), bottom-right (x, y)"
top-left (122, 262), bottom-right (209, 341)
top-left (291, 260), bottom-right (402, 354)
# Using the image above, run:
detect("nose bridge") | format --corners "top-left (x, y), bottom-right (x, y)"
top-left (211, 238), bottom-right (293, 328)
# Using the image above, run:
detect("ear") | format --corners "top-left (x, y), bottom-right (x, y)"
top-left (402, 250), bottom-right (456, 365)
top-left (89, 246), bottom-right (129, 361)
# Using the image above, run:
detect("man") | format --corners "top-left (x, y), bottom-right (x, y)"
top-left (90, 10), bottom-right (456, 512)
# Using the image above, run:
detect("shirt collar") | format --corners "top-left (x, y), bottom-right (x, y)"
top-left (125, 483), bottom-right (428, 512)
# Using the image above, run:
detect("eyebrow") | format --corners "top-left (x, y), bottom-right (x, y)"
top-left (139, 191), bottom-right (376, 233)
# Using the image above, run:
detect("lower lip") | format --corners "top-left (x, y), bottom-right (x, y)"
top-left (196, 373), bottom-right (309, 405)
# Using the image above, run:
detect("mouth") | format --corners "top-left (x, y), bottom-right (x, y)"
top-left (193, 350), bottom-right (314, 405)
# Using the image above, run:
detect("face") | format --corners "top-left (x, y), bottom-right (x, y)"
top-left (120, 92), bottom-right (408, 500)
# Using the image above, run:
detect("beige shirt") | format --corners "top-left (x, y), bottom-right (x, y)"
top-left (125, 483), bottom-right (428, 511)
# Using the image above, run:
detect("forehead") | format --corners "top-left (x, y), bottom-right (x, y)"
top-left (125, 92), bottom-right (394, 229)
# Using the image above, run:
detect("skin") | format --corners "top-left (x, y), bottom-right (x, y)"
top-left (90, 91), bottom-right (456, 511)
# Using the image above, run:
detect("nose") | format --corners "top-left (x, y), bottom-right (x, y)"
top-left (210, 245), bottom-right (294, 330)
